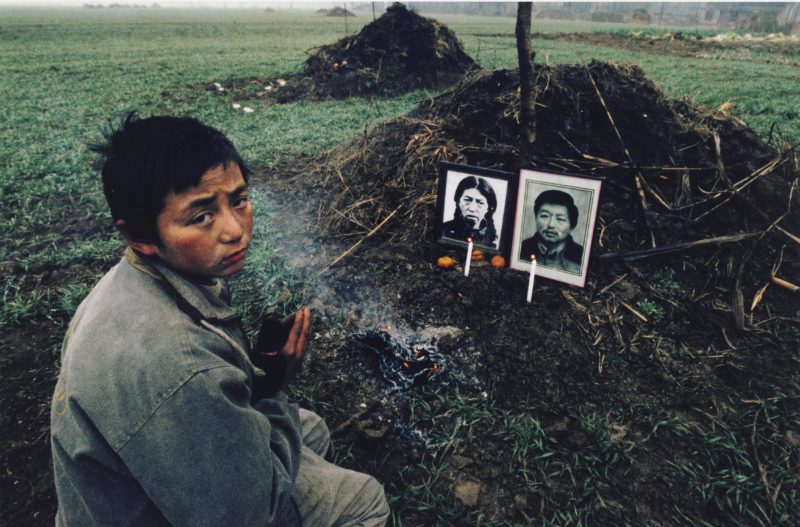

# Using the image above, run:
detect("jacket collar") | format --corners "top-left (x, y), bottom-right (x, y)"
top-left (124, 248), bottom-right (239, 322)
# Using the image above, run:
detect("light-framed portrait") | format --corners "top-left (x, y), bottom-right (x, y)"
top-left (510, 169), bottom-right (603, 287)
top-left (434, 162), bottom-right (517, 254)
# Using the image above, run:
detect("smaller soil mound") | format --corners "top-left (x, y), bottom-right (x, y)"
top-left (273, 2), bottom-right (479, 102)
top-left (323, 7), bottom-right (355, 17)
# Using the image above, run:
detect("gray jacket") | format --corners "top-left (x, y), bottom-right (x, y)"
top-left (50, 250), bottom-right (303, 526)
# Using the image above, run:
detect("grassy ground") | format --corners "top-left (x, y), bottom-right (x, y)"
top-left (1, 7), bottom-right (425, 328)
top-left (1, 7), bottom-right (799, 525)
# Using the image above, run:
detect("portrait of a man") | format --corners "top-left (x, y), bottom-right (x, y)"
top-left (518, 189), bottom-right (583, 273)
top-left (510, 169), bottom-right (603, 288)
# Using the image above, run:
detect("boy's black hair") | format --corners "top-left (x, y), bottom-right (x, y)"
top-left (92, 113), bottom-right (250, 243)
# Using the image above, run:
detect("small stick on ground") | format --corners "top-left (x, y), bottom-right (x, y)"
top-left (598, 232), bottom-right (762, 262)
top-left (775, 225), bottom-right (800, 246)
top-left (318, 206), bottom-right (401, 275)
top-left (749, 404), bottom-right (779, 511)
top-left (713, 130), bottom-right (734, 189)
top-left (771, 276), bottom-right (800, 294)
top-left (331, 400), bottom-right (382, 437)
top-left (619, 299), bottom-right (648, 323)
top-left (599, 273), bottom-right (629, 295)
top-left (362, 56), bottom-right (383, 145)
top-left (692, 154), bottom-right (790, 222)
top-left (765, 173), bottom-right (800, 246)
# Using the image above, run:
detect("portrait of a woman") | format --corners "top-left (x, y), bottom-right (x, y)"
top-left (441, 176), bottom-right (499, 249)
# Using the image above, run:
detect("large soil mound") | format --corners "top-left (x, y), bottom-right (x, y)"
top-left (272, 3), bottom-right (479, 102)
top-left (268, 61), bottom-right (799, 523)
top-left (296, 61), bottom-right (798, 253)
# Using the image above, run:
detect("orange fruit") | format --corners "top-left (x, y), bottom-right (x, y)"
top-left (437, 256), bottom-right (455, 269)
top-left (471, 249), bottom-right (485, 261)
top-left (490, 255), bottom-right (506, 268)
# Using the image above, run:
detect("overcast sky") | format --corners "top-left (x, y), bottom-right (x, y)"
top-left (0, 0), bottom-right (346, 7)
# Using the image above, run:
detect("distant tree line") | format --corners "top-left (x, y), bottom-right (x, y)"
top-left (83, 3), bottom-right (160, 8)
top-left (350, 2), bottom-right (797, 32)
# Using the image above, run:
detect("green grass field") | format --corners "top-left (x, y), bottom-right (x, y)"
top-left (2, 7), bottom-right (799, 525)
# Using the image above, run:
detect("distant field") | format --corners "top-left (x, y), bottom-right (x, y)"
top-left (1, 7), bottom-right (798, 525)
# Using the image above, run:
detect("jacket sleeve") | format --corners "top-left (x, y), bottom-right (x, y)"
top-left (116, 364), bottom-right (302, 526)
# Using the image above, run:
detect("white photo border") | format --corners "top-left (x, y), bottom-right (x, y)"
top-left (510, 169), bottom-right (603, 287)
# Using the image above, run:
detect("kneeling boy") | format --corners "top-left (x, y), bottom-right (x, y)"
top-left (50, 114), bottom-right (389, 526)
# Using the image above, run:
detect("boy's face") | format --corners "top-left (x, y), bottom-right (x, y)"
top-left (136, 162), bottom-right (253, 278)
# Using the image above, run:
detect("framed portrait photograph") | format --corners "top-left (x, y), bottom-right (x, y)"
top-left (510, 169), bottom-right (603, 287)
top-left (434, 162), bottom-right (517, 254)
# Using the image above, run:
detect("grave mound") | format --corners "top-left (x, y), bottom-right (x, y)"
top-left (273, 2), bottom-right (478, 101)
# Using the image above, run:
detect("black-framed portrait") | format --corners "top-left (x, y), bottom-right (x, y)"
top-left (510, 168), bottom-right (603, 287)
top-left (434, 162), bottom-right (517, 254)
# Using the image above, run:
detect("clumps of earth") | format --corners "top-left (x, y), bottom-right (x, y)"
top-left (268, 3), bottom-right (478, 102)
top-left (263, 55), bottom-right (799, 524)
top-left (293, 60), bottom-right (798, 249)
top-left (316, 6), bottom-right (355, 17)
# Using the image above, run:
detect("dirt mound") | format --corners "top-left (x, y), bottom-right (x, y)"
top-left (322, 6), bottom-right (355, 17)
top-left (267, 61), bottom-right (800, 524)
top-left (294, 61), bottom-right (798, 254)
top-left (272, 3), bottom-right (478, 102)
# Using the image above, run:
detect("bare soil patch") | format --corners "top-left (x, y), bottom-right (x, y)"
top-left (527, 31), bottom-right (800, 66)
top-left (1, 321), bottom-right (61, 525)
top-left (1, 212), bottom-right (116, 524)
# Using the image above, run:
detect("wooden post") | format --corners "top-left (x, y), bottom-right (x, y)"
top-left (515, 2), bottom-right (536, 167)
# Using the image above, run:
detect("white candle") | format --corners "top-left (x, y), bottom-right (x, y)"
top-left (464, 238), bottom-right (473, 277)
top-left (526, 254), bottom-right (537, 303)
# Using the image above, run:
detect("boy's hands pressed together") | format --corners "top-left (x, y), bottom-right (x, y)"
top-left (280, 307), bottom-right (312, 391)
top-left (251, 307), bottom-right (313, 399)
